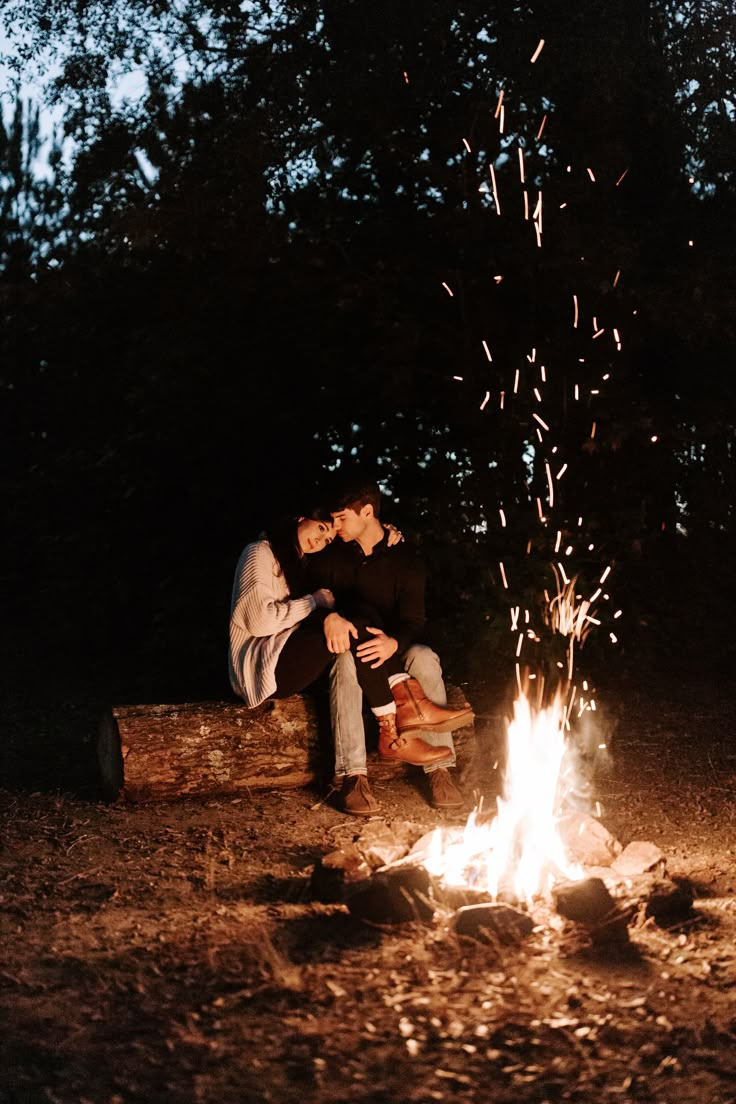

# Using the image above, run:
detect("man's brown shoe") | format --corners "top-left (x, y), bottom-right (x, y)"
top-left (392, 678), bottom-right (473, 734)
top-left (427, 767), bottom-right (464, 810)
top-left (341, 774), bottom-right (379, 816)
top-left (377, 714), bottom-right (450, 767)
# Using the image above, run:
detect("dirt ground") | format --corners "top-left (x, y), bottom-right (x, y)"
top-left (1, 670), bottom-right (735, 1104)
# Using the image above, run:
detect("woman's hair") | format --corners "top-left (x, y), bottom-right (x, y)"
top-left (265, 505), bottom-right (332, 596)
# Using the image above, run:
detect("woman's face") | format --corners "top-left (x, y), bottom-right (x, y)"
top-left (296, 517), bottom-right (335, 555)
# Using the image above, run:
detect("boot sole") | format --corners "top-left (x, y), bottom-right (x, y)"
top-left (398, 711), bottom-right (474, 735)
top-left (379, 752), bottom-right (449, 767)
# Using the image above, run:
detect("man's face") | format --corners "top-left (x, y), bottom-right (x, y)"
top-left (330, 505), bottom-right (369, 542)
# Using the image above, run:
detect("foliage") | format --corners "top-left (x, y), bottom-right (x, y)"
top-left (1, 0), bottom-right (735, 690)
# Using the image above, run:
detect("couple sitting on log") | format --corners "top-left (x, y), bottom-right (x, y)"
top-left (228, 472), bottom-right (472, 816)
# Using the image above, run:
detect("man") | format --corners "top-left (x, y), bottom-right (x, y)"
top-left (313, 475), bottom-right (472, 816)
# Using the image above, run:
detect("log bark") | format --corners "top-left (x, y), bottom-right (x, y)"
top-left (98, 687), bottom-right (475, 803)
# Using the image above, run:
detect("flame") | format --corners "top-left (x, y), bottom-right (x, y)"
top-left (424, 692), bottom-right (582, 904)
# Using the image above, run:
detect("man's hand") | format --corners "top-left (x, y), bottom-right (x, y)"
top-left (356, 627), bottom-right (399, 669)
top-left (323, 612), bottom-right (358, 653)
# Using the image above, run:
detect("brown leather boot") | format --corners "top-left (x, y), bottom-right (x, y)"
top-left (341, 774), bottom-right (380, 816)
top-left (392, 678), bottom-right (474, 733)
top-left (377, 713), bottom-right (450, 766)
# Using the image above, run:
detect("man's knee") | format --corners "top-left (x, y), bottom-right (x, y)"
top-left (404, 644), bottom-right (442, 678)
top-left (331, 649), bottom-right (359, 685)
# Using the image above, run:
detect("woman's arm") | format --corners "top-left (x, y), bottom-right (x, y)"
top-left (231, 541), bottom-right (317, 637)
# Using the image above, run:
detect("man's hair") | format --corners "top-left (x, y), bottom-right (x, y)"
top-left (331, 474), bottom-right (382, 518)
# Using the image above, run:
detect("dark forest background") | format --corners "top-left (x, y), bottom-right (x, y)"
top-left (1, 0), bottom-right (735, 709)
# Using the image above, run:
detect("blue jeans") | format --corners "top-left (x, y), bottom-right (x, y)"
top-left (330, 644), bottom-right (456, 777)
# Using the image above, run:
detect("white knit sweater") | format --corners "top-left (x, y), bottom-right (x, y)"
top-left (228, 540), bottom-right (316, 707)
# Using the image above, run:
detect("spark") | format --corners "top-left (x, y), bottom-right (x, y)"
top-left (610, 632), bottom-right (618, 643)
top-left (533, 412), bottom-right (550, 431)
top-left (534, 222), bottom-right (543, 248)
top-left (528, 348), bottom-right (537, 362)
top-left (494, 89), bottom-right (504, 118)
top-left (480, 391), bottom-right (490, 410)
top-left (518, 147), bottom-right (526, 183)
top-left (536, 113), bottom-right (547, 139)
top-left (453, 375), bottom-right (464, 381)
top-left (559, 202), bottom-right (567, 209)
top-left (442, 282), bottom-right (454, 297)
top-left (510, 606), bottom-right (520, 630)
top-left (556, 463), bottom-right (568, 479)
top-left (590, 421), bottom-right (596, 438)
top-left (530, 38), bottom-right (545, 63)
top-left (651, 435), bottom-right (658, 443)
top-left (613, 327), bottom-right (621, 343)
top-left (577, 517), bottom-right (583, 526)
top-left (499, 104), bottom-right (505, 133)
top-left (532, 191), bottom-right (543, 225)
top-left (565, 545), bottom-right (573, 555)
top-left (586, 167), bottom-right (596, 182)
top-left (403, 71), bottom-right (410, 84)
top-left (586, 615), bottom-right (601, 626)
top-left (599, 565), bottom-right (612, 583)
top-left (614, 609), bottom-right (622, 619)
top-left (572, 294), bottom-right (579, 328)
top-left (513, 368), bottom-right (520, 393)
top-left (499, 562), bottom-right (509, 588)
top-left (463, 137), bottom-right (472, 153)
top-left (545, 460), bottom-right (554, 505)
top-left (602, 372), bottom-right (610, 380)
top-left (613, 269), bottom-right (621, 287)
top-left (482, 340), bottom-right (493, 361)
top-left (523, 190), bottom-right (530, 220)
top-left (589, 587), bottom-right (602, 603)
top-left (536, 498), bottom-right (544, 521)
top-left (554, 530), bottom-right (562, 553)
top-left (500, 390), bottom-right (505, 409)
top-left (516, 633), bottom-right (524, 657)
top-left (499, 508), bottom-right (507, 527)
top-left (536, 428), bottom-right (543, 442)
top-left (493, 275), bottom-right (504, 283)
top-left (592, 329), bottom-right (604, 338)
top-left (533, 387), bottom-right (542, 402)
top-left (540, 365), bottom-right (546, 382)
top-left (489, 164), bottom-right (501, 215)
top-left (574, 384), bottom-right (579, 400)
top-left (557, 561), bottom-right (569, 585)
top-left (615, 167), bottom-right (629, 186)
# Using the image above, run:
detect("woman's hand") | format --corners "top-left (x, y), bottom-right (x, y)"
top-left (312, 588), bottom-right (335, 609)
top-left (385, 523), bottom-right (404, 547)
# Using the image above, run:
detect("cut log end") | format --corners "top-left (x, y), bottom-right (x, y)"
top-left (97, 710), bottom-right (124, 801)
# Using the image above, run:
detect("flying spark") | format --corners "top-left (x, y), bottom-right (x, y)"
top-left (530, 38), bottom-right (545, 63)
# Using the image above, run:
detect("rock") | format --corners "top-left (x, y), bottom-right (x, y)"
top-left (345, 864), bottom-right (434, 925)
top-left (611, 841), bottom-right (665, 878)
top-left (557, 812), bottom-right (622, 867)
top-left (554, 877), bottom-right (616, 925)
top-left (453, 903), bottom-right (535, 944)
top-left (645, 878), bottom-right (695, 925)
top-left (310, 846), bottom-right (373, 903)
top-left (355, 821), bottom-right (417, 869)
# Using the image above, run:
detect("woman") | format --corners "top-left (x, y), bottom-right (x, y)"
top-left (228, 509), bottom-right (449, 789)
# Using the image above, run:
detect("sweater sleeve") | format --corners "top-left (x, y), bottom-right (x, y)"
top-left (231, 541), bottom-right (316, 638)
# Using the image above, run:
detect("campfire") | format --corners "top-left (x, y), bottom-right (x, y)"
top-left (421, 690), bottom-right (582, 905)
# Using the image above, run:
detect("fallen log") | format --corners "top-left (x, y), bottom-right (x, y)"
top-left (98, 687), bottom-right (475, 803)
